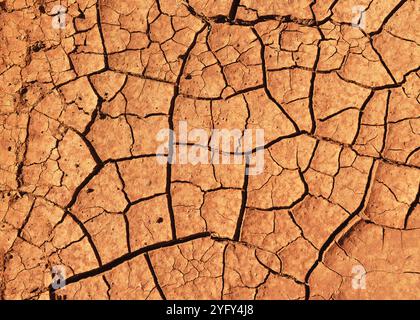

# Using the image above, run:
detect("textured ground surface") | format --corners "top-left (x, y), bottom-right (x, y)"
top-left (0, 0), bottom-right (419, 300)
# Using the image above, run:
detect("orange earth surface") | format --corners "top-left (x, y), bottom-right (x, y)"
top-left (0, 0), bottom-right (419, 300)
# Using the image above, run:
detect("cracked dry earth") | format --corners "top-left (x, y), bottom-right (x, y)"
top-left (0, 0), bottom-right (419, 301)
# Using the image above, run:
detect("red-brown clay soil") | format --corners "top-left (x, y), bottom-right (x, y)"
top-left (0, 0), bottom-right (419, 300)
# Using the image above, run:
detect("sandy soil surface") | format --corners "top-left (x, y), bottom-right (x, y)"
top-left (0, 0), bottom-right (419, 300)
